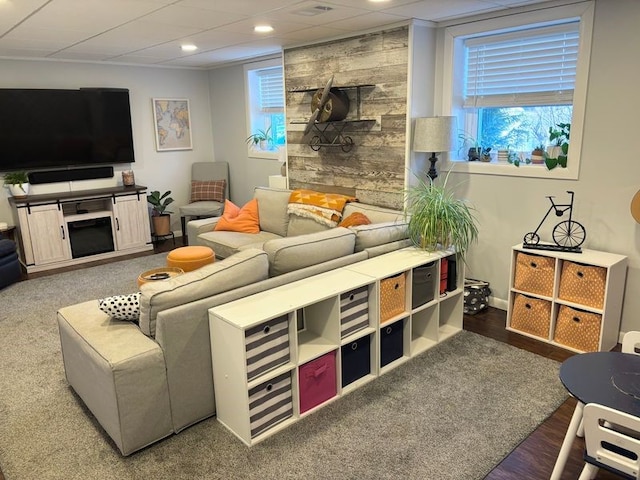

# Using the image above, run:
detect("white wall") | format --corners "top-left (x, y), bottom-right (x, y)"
top-left (457, 0), bottom-right (640, 332)
top-left (0, 59), bottom-right (213, 234)
top-left (208, 62), bottom-right (282, 206)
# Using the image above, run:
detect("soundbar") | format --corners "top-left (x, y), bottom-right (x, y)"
top-left (28, 166), bottom-right (114, 184)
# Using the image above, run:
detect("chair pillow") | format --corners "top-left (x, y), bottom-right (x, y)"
top-left (214, 198), bottom-right (260, 233)
top-left (98, 293), bottom-right (140, 322)
top-left (191, 179), bottom-right (226, 202)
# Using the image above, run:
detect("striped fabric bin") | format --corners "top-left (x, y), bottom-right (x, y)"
top-left (340, 286), bottom-right (369, 338)
top-left (245, 315), bottom-right (290, 382)
top-left (248, 372), bottom-right (293, 438)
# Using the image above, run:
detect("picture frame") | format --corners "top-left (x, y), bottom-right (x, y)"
top-left (152, 98), bottom-right (192, 151)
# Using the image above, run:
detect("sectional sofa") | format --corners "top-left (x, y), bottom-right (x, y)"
top-left (56, 186), bottom-right (410, 455)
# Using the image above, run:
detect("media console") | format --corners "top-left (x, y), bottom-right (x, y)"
top-left (9, 185), bottom-right (153, 273)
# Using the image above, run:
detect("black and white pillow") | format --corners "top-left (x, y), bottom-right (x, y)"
top-left (98, 293), bottom-right (141, 322)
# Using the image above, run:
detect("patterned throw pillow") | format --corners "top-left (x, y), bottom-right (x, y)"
top-left (98, 293), bottom-right (141, 322)
top-left (190, 179), bottom-right (226, 202)
top-left (339, 212), bottom-right (371, 228)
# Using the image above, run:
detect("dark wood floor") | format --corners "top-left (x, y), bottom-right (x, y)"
top-left (2, 238), bottom-right (619, 479)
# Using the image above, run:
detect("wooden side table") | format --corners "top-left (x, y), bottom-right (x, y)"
top-left (137, 267), bottom-right (184, 287)
top-left (0, 225), bottom-right (16, 242)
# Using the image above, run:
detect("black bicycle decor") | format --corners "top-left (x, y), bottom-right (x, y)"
top-left (523, 190), bottom-right (586, 253)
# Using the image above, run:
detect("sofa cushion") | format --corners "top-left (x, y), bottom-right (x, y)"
top-left (263, 227), bottom-right (356, 276)
top-left (197, 230), bottom-right (281, 259)
top-left (343, 202), bottom-right (404, 224)
top-left (138, 248), bottom-right (269, 337)
top-left (286, 214), bottom-right (331, 237)
top-left (350, 221), bottom-right (409, 252)
top-left (254, 187), bottom-right (290, 236)
top-left (214, 199), bottom-right (260, 233)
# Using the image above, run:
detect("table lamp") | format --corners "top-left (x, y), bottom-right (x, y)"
top-left (413, 116), bottom-right (457, 180)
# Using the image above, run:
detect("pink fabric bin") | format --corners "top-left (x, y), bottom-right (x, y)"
top-left (298, 351), bottom-right (337, 414)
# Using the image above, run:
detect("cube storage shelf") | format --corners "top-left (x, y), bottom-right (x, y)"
top-left (506, 244), bottom-right (627, 353)
top-left (209, 247), bottom-right (463, 446)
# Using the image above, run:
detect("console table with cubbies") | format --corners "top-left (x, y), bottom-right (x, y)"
top-left (209, 247), bottom-right (463, 446)
top-left (506, 244), bottom-right (627, 353)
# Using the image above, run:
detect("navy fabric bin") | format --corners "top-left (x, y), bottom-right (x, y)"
top-left (380, 319), bottom-right (404, 367)
top-left (412, 262), bottom-right (437, 309)
top-left (341, 335), bottom-right (371, 387)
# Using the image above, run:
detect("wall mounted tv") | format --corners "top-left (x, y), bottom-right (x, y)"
top-left (0, 88), bottom-right (135, 171)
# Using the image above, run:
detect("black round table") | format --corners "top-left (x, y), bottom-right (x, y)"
top-left (551, 352), bottom-right (640, 479)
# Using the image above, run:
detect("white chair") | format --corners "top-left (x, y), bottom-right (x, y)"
top-left (579, 403), bottom-right (640, 480)
top-left (179, 162), bottom-right (229, 244)
top-left (622, 331), bottom-right (640, 355)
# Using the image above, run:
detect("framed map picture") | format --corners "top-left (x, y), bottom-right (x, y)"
top-left (152, 98), bottom-right (192, 151)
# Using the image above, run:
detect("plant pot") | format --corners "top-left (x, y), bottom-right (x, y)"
top-left (468, 148), bottom-right (480, 162)
top-left (8, 183), bottom-right (30, 198)
top-left (546, 146), bottom-right (563, 159)
top-left (152, 214), bottom-right (171, 236)
top-left (531, 151), bottom-right (545, 164)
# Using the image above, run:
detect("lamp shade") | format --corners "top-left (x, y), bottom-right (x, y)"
top-left (413, 117), bottom-right (457, 153)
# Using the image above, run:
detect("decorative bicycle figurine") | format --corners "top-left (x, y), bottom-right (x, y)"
top-left (523, 190), bottom-right (586, 250)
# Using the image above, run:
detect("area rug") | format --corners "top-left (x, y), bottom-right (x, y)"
top-left (0, 255), bottom-right (568, 480)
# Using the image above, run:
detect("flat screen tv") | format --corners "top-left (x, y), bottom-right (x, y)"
top-left (0, 88), bottom-right (135, 171)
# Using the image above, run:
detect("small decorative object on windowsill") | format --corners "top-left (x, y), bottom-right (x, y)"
top-left (531, 145), bottom-right (545, 164)
top-left (413, 116), bottom-right (457, 180)
top-left (122, 170), bottom-right (135, 186)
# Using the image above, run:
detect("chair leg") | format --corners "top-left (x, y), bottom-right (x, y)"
top-left (181, 216), bottom-right (188, 245)
top-left (578, 463), bottom-right (598, 480)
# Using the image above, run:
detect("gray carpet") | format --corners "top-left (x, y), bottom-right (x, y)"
top-left (0, 254), bottom-right (568, 480)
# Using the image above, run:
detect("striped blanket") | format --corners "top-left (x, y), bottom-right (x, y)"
top-left (287, 189), bottom-right (356, 227)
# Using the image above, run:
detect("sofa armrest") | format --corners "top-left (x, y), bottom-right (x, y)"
top-left (187, 217), bottom-right (220, 244)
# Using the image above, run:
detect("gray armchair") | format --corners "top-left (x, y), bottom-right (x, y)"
top-left (179, 162), bottom-right (229, 244)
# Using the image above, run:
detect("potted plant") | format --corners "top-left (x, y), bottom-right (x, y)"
top-left (404, 171), bottom-right (479, 260)
top-left (3, 171), bottom-right (30, 198)
top-left (545, 122), bottom-right (570, 170)
top-left (147, 190), bottom-right (174, 236)
top-left (245, 127), bottom-right (273, 150)
top-left (531, 144), bottom-right (545, 164)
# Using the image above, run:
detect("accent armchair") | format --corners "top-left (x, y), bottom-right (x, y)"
top-left (179, 162), bottom-right (229, 244)
top-left (0, 234), bottom-right (21, 289)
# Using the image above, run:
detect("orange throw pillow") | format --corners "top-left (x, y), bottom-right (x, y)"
top-left (339, 212), bottom-right (371, 228)
top-left (214, 199), bottom-right (260, 233)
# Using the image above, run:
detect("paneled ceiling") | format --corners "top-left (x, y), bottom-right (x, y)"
top-left (0, 0), bottom-right (551, 69)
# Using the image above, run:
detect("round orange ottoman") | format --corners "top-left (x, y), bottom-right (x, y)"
top-left (166, 246), bottom-right (215, 272)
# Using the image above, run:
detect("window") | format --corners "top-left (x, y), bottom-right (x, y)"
top-left (244, 58), bottom-right (285, 159)
top-left (440, 1), bottom-right (594, 179)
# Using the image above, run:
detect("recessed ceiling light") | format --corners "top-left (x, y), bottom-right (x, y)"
top-left (254, 25), bottom-right (274, 33)
top-left (181, 44), bottom-right (197, 52)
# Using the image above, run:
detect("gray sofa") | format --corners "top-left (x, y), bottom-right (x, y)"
top-left (57, 186), bottom-right (410, 456)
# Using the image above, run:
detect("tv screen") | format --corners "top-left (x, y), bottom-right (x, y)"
top-left (0, 88), bottom-right (135, 171)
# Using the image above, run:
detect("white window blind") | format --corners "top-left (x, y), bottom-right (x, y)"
top-left (464, 22), bottom-right (580, 108)
top-left (258, 67), bottom-right (284, 112)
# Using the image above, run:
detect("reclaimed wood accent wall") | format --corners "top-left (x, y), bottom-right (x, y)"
top-left (284, 26), bottom-right (409, 210)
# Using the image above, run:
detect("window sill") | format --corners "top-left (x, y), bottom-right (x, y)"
top-left (247, 147), bottom-right (280, 160)
top-left (443, 159), bottom-right (578, 180)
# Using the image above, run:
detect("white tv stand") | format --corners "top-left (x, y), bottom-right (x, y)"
top-left (9, 185), bottom-right (153, 273)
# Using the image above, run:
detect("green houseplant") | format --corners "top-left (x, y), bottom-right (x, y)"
top-left (147, 190), bottom-right (174, 236)
top-left (404, 171), bottom-right (478, 259)
top-left (545, 122), bottom-right (570, 170)
top-left (3, 171), bottom-right (30, 198)
top-left (245, 127), bottom-right (273, 149)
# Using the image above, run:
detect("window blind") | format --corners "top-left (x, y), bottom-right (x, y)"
top-left (464, 22), bottom-right (580, 108)
top-left (258, 67), bottom-right (284, 112)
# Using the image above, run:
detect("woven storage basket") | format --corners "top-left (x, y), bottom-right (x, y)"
top-left (513, 252), bottom-right (555, 297)
top-left (558, 261), bottom-right (606, 309)
top-left (380, 272), bottom-right (406, 323)
top-left (553, 305), bottom-right (602, 352)
top-left (510, 293), bottom-right (552, 339)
